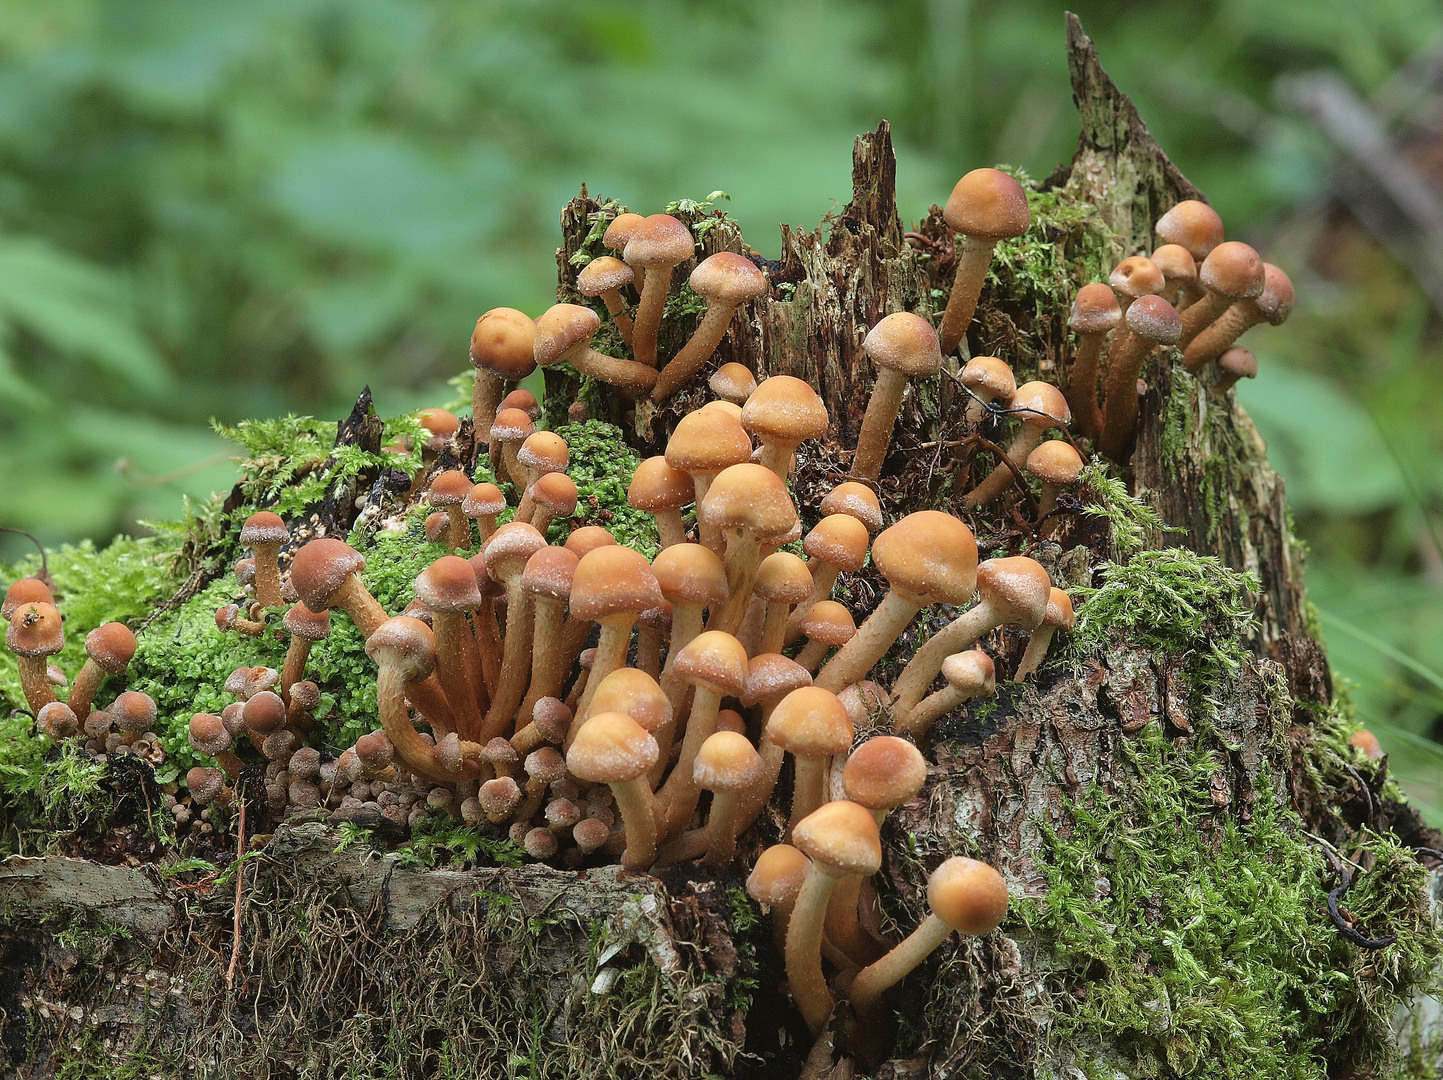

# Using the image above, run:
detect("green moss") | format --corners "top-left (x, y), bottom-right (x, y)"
top-left (1076, 459), bottom-right (1175, 555)
top-left (553, 420), bottom-right (658, 557)
top-left (1021, 724), bottom-right (1441, 1079)
top-left (1159, 372), bottom-right (1196, 479)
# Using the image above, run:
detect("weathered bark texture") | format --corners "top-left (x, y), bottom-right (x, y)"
top-left (2, 14), bottom-right (1439, 1080)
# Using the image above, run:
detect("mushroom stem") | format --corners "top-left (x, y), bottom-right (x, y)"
top-left (280, 637), bottom-right (313, 706)
top-left (404, 675), bottom-right (458, 741)
top-left (652, 508), bottom-right (688, 550)
top-left (659, 686), bottom-right (724, 837)
top-left (710, 530), bottom-right (761, 636)
top-left (851, 368), bottom-right (908, 482)
top-left (1176, 291), bottom-right (1235, 351)
top-left (375, 663), bottom-right (468, 785)
top-left (637, 623), bottom-right (663, 679)
top-left (331, 575), bottom-right (389, 639)
top-left (516, 596), bottom-right (567, 724)
top-left (788, 757), bottom-right (827, 839)
top-left (474, 596), bottom-right (503, 698)
top-left (826, 870), bottom-right (884, 966)
top-left (733, 731), bottom-right (785, 835)
top-left (815, 590), bottom-right (920, 693)
top-left (963, 424), bottom-right (1045, 507)
top-left (938, 236), bottom-right (998, 356)
top-left (705, 790), bottom-right (744, 865)
top-left (1183, 303), bottom-right (1257, 373)
top-left (444, 506), bottom-right (471, 551)
top-left (599, 289), bottom-right (634, 347)
top-left (786, 862), bottom-right (844, 1034)
top-left (251, 543), bottom-right (284, 610)
top-left (890, 605), bottom-right (999, 724)
top-left (1066, 332), bottom-right (1106, 440)
top-left (785, 566), bottom-right (841, 645)
top-left (66, 661), bottom-right (109, 720)
top-left (482, 582), bottom-right (534, 740)
top-left (653, 301), bottom-right (739, 402)
top-left (1097, 334), bottom-right (1156, 461)
top-left (432, 611), bottom-right (486, 743)
top-left (472, 369), bottom-right (506, 451)
top-left (759, 602), bottom-right (791, 658)
top-left (1014, 625), bottom-right (1060, 681)
top-left (901, 682), bottom-right (973, 738)
top-left (632, 264), bottom-right (673, 368)
top-left (566, 346), bottom-right (659, 399)
top-left (794, 638), bottom-right (831, 674)
top-left (611, 776), bottom-right (658, 870)
top-left (660, 602), bottom-right (706, 716)
top-left (847, 913), bottom-right (953, 1020)
top-left (16, 656), bottom-right (56, 712)
top-left (574, 617), bottom-right (634, 722)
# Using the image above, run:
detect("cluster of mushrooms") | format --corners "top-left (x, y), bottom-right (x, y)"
top-left (3, 167), bottom-right (1293, 1047)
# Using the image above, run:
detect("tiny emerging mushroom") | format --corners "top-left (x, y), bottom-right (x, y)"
top-left (1213, 345), bottom-right (1259, 395)
top-left (426, 470), bottom-right (475, 551)
top-left (652, 252), bottom-right (768, 403)
top-left (740, 375), bottom-right (829, 482)
top-left (695, 730), bottom-right (766, 865)
top-left (898, 649), bottom-right (995, 740)
top-left (1024, 440), bottom-right (1084, 533)
top-left (709, 363), bottom-right (757, 405)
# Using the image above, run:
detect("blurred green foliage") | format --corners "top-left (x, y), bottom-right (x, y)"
top-left (0, 0), bottom-right (1440, 803)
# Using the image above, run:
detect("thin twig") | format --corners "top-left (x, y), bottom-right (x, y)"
top-left (0, 527), bottom-right (49, 584)
top-left (226, 798), bottom-right (247, 990)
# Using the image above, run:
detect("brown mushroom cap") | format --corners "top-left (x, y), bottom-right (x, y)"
top-left (1109, 256), bottom-right (1165, 301)
top-left (709, 363), bottom-right (758, 404)
top-left (747, 843), bottom-right (812, 906)
top-left (740, 376), bottom-right (829, 447)
top-left (1198, 241), bottom-right (1265, 300)
top-left (766, 686), bottom-right (854, 759)
top-left (1155, 200), bottom-right (1224, 263)
top-left (570, 545), bottom-right (662, 622)
top-left (420, 409), bottom-right (460, 447)
top-left (942, 649), bottom-right (995, 696)
top-left (240, 511), bottom-right (289, 546)
top-left (792, 799), bottom-right (882, 876)
top-left (701, 399), bottom-right (745, 422)
top-left (943, 168), bottom-right (1031, 240)
top-left (241, 690), bottom-right (286, 734)
top-left (753, 552), bottom-right (812, 605)
top-left (2, 578), bottom-right (54, 621)
top-left (801, 601), bottom-right (855, 647)
top-left (694, 730), bottom-right (766, 791)
top-left (587, 667), bottom-right (672, 733)
top-left (602, 212), bottom-right (646, 254)
top-left (690, 251), bottom-right (767, 305)
top-left (84, 622), bottom-right (137, 672)
top-left (1025, 441), bottom-right (1084, 487)
top-left (522, 546), bottom-right (579, 602)
top-left (462, 483), bottom-right (507, 517)
top-left (577, 256), bottom-right (634, 295)
top-left (364, 616), bottom-right (437, 682)
top-left (108, 690), bottom-right (155, 735)
top-left (699, 463), bottom-right (797, 540)
top-left (415, 555), bottom-right (485, 612)
top-left (564, 525), bottom-right (617, 558)
top-left (1255, 263), bottom-right (1295, 324)
top-left (1124, 294), bottom-right (1183, 345)
top-left (819, 482), bottom-right (884, 533)
top-left (427, 470), bottom-right (472, 507)
top-left (188, 712), bottom-right (232, 756)
top-left (1216, 345), bottom-right (1258, 383)
top-left (742, 652), bottom-right (813, 707)
top-left (804, 515), bottom-right (870, 573)
top-left (282, 602), bottom-right (331, 642)
top-left (1070, 283), bottom-right (1122, 334)
top-left (530, 472), bottom-right (579, 518)
top-left (483, 521), bottom-right (547, 579)
top-left (503, 388), bottom-right (542, 420)
top-left (976, 557), bottom-right (1053, 629)
top-left (534, 303), bottom-right (602, 366)
top-left (623, 214), bottom-right (694, 268)
top-left (6, 602), bottom-right (63, 657)
top-left (1150, 244), bottom-right (1197, 288)
top-left (843, 735), bottom-right (927, 811)
top-left (1009, 381), bottom-right (1071, 425)
top-left (651, 543), bottom-right (728, 608)
top-left (470, 307), bottom-right (538, 380)
top-left (518, 432), bottom-right (570, 476)
top-left (1041, 588), bottom-right (1076, 631)
top-left (665, 408), bottom-right (753, 475)
top-left (870, 511), bottom-right (977, 604)
top-left (566, 710), bottom-right (659, 784)
top-left (629, 456), bottom-right (694, 514)
top-left (862, 312), bottom-right (943, 377)
top-left (490, 408), bottom-right (536, 445)
top-left (290, 539), bottom-right (367, 613)
top-left (672, 630), bottom-right (750, 696)
top-left (961, 355), bottom-right (1016, 405)
top-left (927, 856), bottom-right (1009, 935)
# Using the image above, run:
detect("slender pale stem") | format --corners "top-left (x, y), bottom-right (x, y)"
top-left (280, 638), bottom-right (312, 705)
top-left (433, 610), bottom-right (485, 743)
top-left (660, 686), bottom-right (723, 838)
top-left (613, 776), bottom-right (658, 870)
top-left (711, 530), bottom-right (761, 636)
top-left (851, 368), bottom-right (908, 482)
top-left (785, 563), bottom-right (841, 644)
top-left (794, 637), bottom-right (830, 674)
top-left (759, 602), bottom-right (790, 657)
top-left (445, 506), bottom-right (471, 551)
top-left (786, 863), bottom-right (843, 1034)
top-left (573, 617), bottom-right (634, 724)
top-left (733, 729), bottom-right (785, 835)
top-left (891, 603), bottom-right (1000, 725)
top-left (704, 790), bottom-right (742, 864)
top-left (375, 663), bottom-right (464, 785)
top-left (653, 509), bottom-right (688, 549)
top-left (847, 913), bottom-right (952, 1020)
top-left (788, 756), bottom-right (827, 839)
top-left (516, 596), bottom-right (567, 725)
top-left (1013, 625), bottom-right (1059, 681)
top-left (601, 289), bottom-right (634, 347)
top-left (632, 264), bottom-right (674, 367)
top-left (938, 236), bottom-right (998, 356)
top-left (17, 656), bottom-right (56, 712)
top-left (815, 590), bottom-right (921, 692)
top-left (482, 580), bottom-right (534, 740)
top-left (474, 596), bottom-right (503, 697)
top-left (653, 302), bottom-right (737, 402)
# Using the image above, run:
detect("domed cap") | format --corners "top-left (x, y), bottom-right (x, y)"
top-left (290, 539), bottom-right (366, 613)
top-left (1198, 241), bottom-right (1265, 300)
top-left (753, 552), bottom-right (812, 605)
top-left (960, 356), bottom-right (1016, 405)
top-left (364, 616), bottom-right (437, 682)
top-left (1217, 346), bottom-right (1258, 383)
top-left (188, 712), bottom-right (232, 756)
top-left (111, 690), bottom-right (156, 733)
top-left (522, 546), bottom-right (579, 602)
top-left (241, 690), bottom-right (286, 734)
top-left (820, 482), bottom-right (884, 533)
top-left (766, 685), bottom-right (854, 758)
top-left (6, 601), bottom-right (63, 657)
top-left (1124, 295), bottom-right (1183, 345)
top-left (187, 767), bottom-right (227, 805)
top-left (743, 653), bottom-right (812, 707)
top-left (1150, 244), bottom-right (1197, 287)
top-left (426, 470), bottom-right (472, 507)
top-left (570, 546), bottom-right (662, 622)
top-left (747, 843), bottom-right (811, 906)
top-left (416, 555), bottom-right (485, 612)
top-left (1155, 200), bottom-right (1224, 262)
top-left (84, 622), bottom-right (137, 673)
top-left (862, 312), bottom-right (942, 377)
top-left (518, 431), bottom-right (569, 475)
top-left (699, 463), bottom-right (796, 539)
top-left (840, 680), bottom-right (890, 728)
top-left (871, 511), bottom-right (977, 604)
top-left (566, 710), bottom-right (658, 783)
top-left (564, 525), bottom-right (617, 557)
top-left (694, 730), bottom-right (765, 791)
top-left (804, 515), bottom-right (870, 572)
top-left (843, 735), bottom-right (927, 811)
top-left (709, 363), bottom-right (757, 404)
top-left (629, 456), bottom-right (693, 513)
top-left (651, 543), bottom-right (728, 607)
top-left (241, 511), bottom-right (289, 546)
top-left (470, 307), bottom-right (538, 380)
top-left (420, 409), bottom-right (459, 449)
top-left (927, 856), bottom-right (1009, 935)
top-left (2, 578), bottom-right (53, 621)
top-left (702, 399), bottom-right (744, 421)
top-left (943, 168), bottom-right (1031, 240)
top-left (740, 376), bottom-right (828, 446)
top-left (622, 214), bottom-right (694, 268)
top-left (672, 630), bottom-right (749, 696)
top-left (1109, 256), bottom-right (1164, 301)
top-left (577, 256), bottom-right (633, 295)
top-left (1041, 587), bottom-right (1075, 631)
top-left (462, 483), bottom-right (507, 517)
top-left (501, 388), bottom-right (541, 420)
top-left (1070, 284), bottom-right (1122, 334)
top-left (602, 212), bottom-right (646, 253)
top-left (1009, 381), bottom-right (1071, 426)
top-left (483, 522), bottom-right (547, 578)
top-left (479, 776), bottom-right (522, 816)
top-left (1255, 263), bottom-right (1294, 324)
top-left (792, 799), bottom-right (882, 876)
top-left (530, 472), bottom-right (578, 517)
top-left (665, 408), bottom-right (752, 475)
top-left (942, 649), bottom-right (995, 696)
top-left (587, 667), bottom-right (671, 733)
top-left (534, 304), bottom-right (601, 366)
top-left (801, 602), bottom-right (856, 647)
top-left (282, 602), bottom-right (331, 642)
top-left (690, 252), bottom-right (767, 305)
top-left (976, 557), bottom-right (1053, 630)
top-left (1025, 441), bottom-right (1083, 486)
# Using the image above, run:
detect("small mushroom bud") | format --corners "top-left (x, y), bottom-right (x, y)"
top-left (819, 482), bottom-right (884, 534)
top-left (1150, 244), bottom-right (1197, 309)
top-left (187, 766), bottom-right (230, 807)
top-left (112, 690), bottom-right (157, 740)
top-left (1025, 441), bottom-right (1084, 531)
top-left (709, 363), bottom-right (757, 405)
top-left (1212, 345), bottom-right (1258, 395)
top-left (84, 710), bottom-right (113, 740)
top-left (741, 375), bottom-right (828, 482)
top-left (426, 470), bottom-right (475, 551)
top-left (899, 649), bottom-right (995, 740)
top-left (2, 578), bottom-right (53, 622)
top-left (960, 356), bottom-right (1016, 426)
top-left (573, 816), bottom-right (610, 854)
top-left (480, 776), bottom-right (523, 822)
top-left (1183, 263), bottom-right (1293, 373)
top-left (36, 701), bottom-right (78, 740)
top-left (523, 826), bottom-right (558, 860)
top-left (419, 408), bottom-right (460, 457)
top-left (189, 713), bottom-right (243, 778)
top-left (1350, 729), bottom-right (1385, 762)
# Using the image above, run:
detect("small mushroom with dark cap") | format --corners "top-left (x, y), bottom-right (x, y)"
top-left (462, 482), bottom-right (507, 544)
top-left (240, 511), bottom-right (290, 610)
top-left (653, 252), bottom-right (768, 402)
top-left (426, 470), bottom-right (475, 551)
top-left (1065, 284), bottom-right (1121, 439)
top-left (1184, 263), bottom-right (1293, 373)
top-left (280, 602), bottom-right (331, 703)
top-left (513, 431), bottom-right (569, 521)
top-left (960, 356), bottom-right (1016, 425)
top-left (535, 303), bottom-right (657, 398)
top-left (1213, 345), bottom-right (1259, 395)
top-left (938, 168), bottom-right (1032, 356)
top-left (1025, 440), bottom-right (1084, 533)
top-left (2, 578), bottom-right (53, 621)
top-left (6, 601), bottom-right (63, 711)
top-left (576, 256), bottom-right (635, 346)
top-left (189, 712), bottom-right (243, 778)
top-left (68, 622), bottom-right (137, 719)
top-left (1098, 295), bottom-right (1182, 461)
top-left (290, 538), bottom-right (387, 638)
top-left (852, 313), bottom-right (943, 482)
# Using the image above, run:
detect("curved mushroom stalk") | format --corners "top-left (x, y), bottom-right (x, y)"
top-left (653, 253), bottom-right (767, 403)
